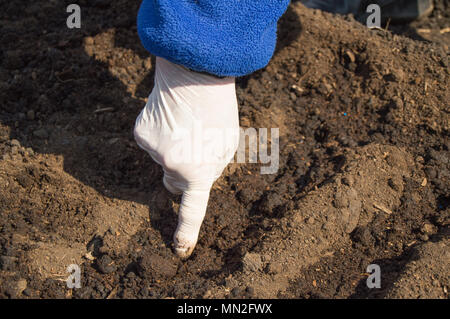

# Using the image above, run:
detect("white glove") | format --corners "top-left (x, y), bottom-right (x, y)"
top-left (134, 57), bottom-right (240, 259)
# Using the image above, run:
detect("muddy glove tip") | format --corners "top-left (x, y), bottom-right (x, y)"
top-left (173, 239), bottom-right (196, 260)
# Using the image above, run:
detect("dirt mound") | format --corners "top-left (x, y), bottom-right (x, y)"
top-left (0, 1), bottom-right (448, 298)
top-left (0, 141), bottom-right (150, 280)
top-left (386, 239), bottom-right (449, 298)
top-left (209, 144), bottom-right (419, 298)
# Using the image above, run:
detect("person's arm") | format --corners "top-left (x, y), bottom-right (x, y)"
top-left (134, 1), bottom-right (290, 258)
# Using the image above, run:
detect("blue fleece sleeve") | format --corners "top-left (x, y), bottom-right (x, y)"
top-left (137, 0), bottom-right (291, 77)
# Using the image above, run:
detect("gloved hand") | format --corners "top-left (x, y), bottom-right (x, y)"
top-left (134, 57), bottom-right (240, 259)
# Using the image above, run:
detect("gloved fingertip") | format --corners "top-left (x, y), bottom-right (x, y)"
top-left (173, 236), bottom-right (196, 260)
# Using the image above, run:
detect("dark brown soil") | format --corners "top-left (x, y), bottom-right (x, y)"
top-left (0, 1), bottom-right (448, 299)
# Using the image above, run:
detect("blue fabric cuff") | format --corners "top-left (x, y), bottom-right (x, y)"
top-left (137, 0), bottom-right (290, 77)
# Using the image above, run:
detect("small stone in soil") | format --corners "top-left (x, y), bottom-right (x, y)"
top-left (341, 175), bottom-right (354, 186)
top-left (231, 287), bottom-right (242, 297)
top-left (0, 255), bottom-right (18, 271)
top-left (5, 279), bottom-right (27, 298)
top-left (96, 255), bottom-right (116, 274)
top-left (10, 139), bottom-right (21, 147)
top-left (242, 252), bottom-right (263, 273)
top-left (27, 110), bottom-right (35, 121)
top-left (33, 128), bottom-right (49, 139)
